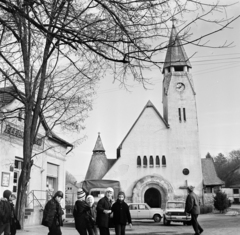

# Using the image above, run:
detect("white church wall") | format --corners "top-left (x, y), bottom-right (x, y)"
top-left (103, 105), bottom-right (171, 200)
top-left (164, 72), bottom-right (203, 197)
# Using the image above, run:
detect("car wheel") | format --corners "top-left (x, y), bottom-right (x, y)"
top-left (153, 214), bottom-right (161, 222)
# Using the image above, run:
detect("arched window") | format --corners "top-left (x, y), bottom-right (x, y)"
top-left (143, 156), bottom-right (147, 167)
top-left (156, 156), bottom-right (160, 167)
top-left (149, 156), bottom-right (153, 167)
top-left (162, 155), bottom-right (166, 166)
top-left (137, 156), bottom-right (141, 167)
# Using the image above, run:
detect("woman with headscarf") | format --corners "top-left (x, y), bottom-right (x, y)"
top-left (73, 189), bottom-right (93, 235)
top-left (111, 191), bottom-right (132, 235)
top-left (86, 195), bottom-right (99, 235)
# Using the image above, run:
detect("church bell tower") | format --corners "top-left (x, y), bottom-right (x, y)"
top-left (162, 19), bottom-right (202, 195)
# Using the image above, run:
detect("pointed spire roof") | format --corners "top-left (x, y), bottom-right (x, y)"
top-left (93, 132), bottom-right (105, 152)
top-left (163, 19), bottom-right (192, 71)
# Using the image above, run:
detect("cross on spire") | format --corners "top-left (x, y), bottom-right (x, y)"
top-left (170, 17), bottom-right (177, 27)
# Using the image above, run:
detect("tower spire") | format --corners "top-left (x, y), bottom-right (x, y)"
top-left (93, 132), bottom-right (105, 152)
top-left (170, 17), bottom-right (177, 27)
top-left (163, 18), bottom-right (192, 73)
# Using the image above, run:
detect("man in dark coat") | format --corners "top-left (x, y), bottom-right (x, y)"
top-left (111, 191), bottom-right (132, 235)
top-left (42, 191), bottom-right (64, 235)
top-left (0, 190), bottom-right (12, 235)
top-left (185, 186), bottom-right (203, 235)
top-left (97, 187), bottom-right (114, 235)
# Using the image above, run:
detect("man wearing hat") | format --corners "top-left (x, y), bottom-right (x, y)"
top-left (0, 190), bottom-right (12, 235)
top-left (42, 190), bottom-right (64, 235)
top-left (73, 188), bottom-right (92, 235)
top-left (96, 187), bottom-right (114, 235)
top-left (185, 186), bottom-right (203, 235)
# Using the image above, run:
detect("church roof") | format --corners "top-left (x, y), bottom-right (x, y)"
top-left (85, 133), bottom-right (109, 180)
top-left (163, 23), bottom-right (191, 71)
top-left (201, 157), bottom-right (224, 186)
top-left (93, 132), bottom-right (105, 152)
top-left (117, 100), bottom-right (169, 150)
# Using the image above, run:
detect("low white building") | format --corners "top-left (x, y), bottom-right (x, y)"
top-left (0, 87), bottom-right (73, 226)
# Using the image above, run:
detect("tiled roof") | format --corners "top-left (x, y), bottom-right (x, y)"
top-left (0, 87), bottom-right (15, 106)
top-left (201, 158), bottom-right (224, 186)
top-left (163, 25), bottom-right (192, 70)
top-left (85, 151), bottom-right (109, 180)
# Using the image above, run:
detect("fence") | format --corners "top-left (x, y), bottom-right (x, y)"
top-left (26, 190), bottom-right (53, 210)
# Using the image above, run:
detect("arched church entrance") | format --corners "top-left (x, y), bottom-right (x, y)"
top-left (144, 188), bottom-right (161, 208)
top-left (132, 175), bottom-right (174, 209)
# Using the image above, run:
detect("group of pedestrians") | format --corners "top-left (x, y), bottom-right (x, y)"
top-left (73, 187), bottom-right (132, 235)
top-left (1, 186), bottom-right (203, 235)
top-left (42, 187), bottom-right (132, 235)
top-left (0, 190), bottom-right (20, 235)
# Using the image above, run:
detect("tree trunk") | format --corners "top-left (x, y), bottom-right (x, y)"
top-left (15, 161), bottom-right (32, 229)
top-left (15, 105), bottom-right (34, 229)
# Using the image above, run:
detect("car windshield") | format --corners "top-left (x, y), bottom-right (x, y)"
top-left (167, 202), bottom-right (184, 209)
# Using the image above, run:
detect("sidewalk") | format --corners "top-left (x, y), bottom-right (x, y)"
top-left (18, 213), bottom-right (240, 235)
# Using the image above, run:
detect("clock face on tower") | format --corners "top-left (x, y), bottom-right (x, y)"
top-left (176, 82), bottom-right (185, 92)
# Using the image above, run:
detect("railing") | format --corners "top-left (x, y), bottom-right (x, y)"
top-left (26, 190), bottom-right (53, 210)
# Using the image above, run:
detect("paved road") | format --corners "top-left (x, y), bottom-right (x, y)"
top-left (18, 213), bottom-right (239, 235)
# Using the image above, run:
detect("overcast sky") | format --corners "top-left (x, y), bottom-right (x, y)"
top-left (62, 1), bottom-right (240, 181)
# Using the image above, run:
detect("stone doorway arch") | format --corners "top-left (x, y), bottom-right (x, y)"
top-left (132, 175), bottom-right (174, 209)
top-left (144, 187), bottom-right (161, 207)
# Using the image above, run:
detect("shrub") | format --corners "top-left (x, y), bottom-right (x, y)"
top-left (200, 205), bottom-right (213, 214)
top-left (213, 190), bottom-right (229, 213)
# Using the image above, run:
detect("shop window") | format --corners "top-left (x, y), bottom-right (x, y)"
top-left (47, 163), bottom-right (59, 194)
top-left (137, 156), bottom-right (141, 167)
top-left (14, 159), bottom-right (23, 169)
top-left (143, 156), bottom-right (147, 167)
top-left (156, 156), bottom-right (160, 167)
top-left (13, 186), bottom-right (17, 193)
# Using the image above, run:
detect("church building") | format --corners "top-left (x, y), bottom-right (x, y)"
top-left (85, 22), bottom-right (206, 208)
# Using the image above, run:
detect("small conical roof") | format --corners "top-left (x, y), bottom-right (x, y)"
top-left (85, 132), bottom-right (108, 180)
top-left (163, 20), bottom-right (191, 71)
top-left (93, 132), bottom-right (105, 152)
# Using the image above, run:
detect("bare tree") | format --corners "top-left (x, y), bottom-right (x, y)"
top-left (214, 151), bottom-right (240, 187)
top-left (0, 0), bottom-right (239, 227)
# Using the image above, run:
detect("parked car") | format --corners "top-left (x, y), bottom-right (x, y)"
top-left (128, 203), bottom-right (163, 222)
top-left (163, 201), bottom-right (191, 225)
